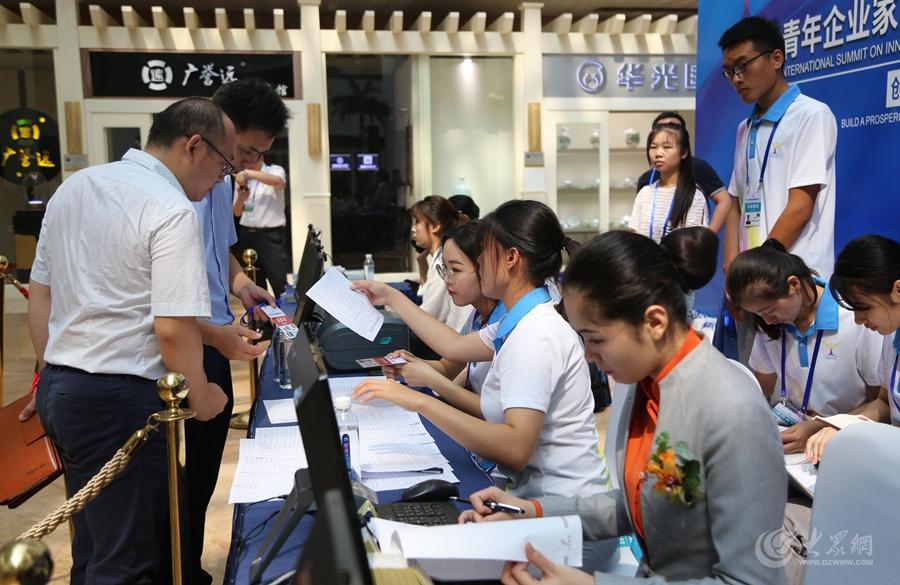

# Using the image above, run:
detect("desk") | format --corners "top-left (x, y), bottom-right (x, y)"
top-left (224, 352), bottom-right (494, 584)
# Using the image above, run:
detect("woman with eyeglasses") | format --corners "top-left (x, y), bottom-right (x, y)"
top-left (410, 194), bottom-right (472, 332)
top-left (353, 200), bottom-right (618, 573)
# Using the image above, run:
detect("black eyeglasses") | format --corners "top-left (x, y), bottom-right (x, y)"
top-left (721, 51), bottom-right (773, 81)
top-left (199, 136), bottom-right (236, 176)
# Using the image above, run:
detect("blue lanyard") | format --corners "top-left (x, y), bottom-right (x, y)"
top-left (746, 119), bottom-right (780, 189)
top-left (648, 180), bottom-right (676, 240)
top-left (889, 352), bottom-right (900, 414)
top-left (780, 328), bottom-right (824, 415)
top-left (492, 288), bottom-right (551, 353)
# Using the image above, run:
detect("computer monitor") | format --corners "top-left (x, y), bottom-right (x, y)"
top-left (293, 488), bottom-right (373, 585)
top-left (293, 225), bottom-right (325, 326)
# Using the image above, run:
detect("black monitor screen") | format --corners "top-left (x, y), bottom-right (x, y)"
top-left (293, 226), bottom-right (325, 326)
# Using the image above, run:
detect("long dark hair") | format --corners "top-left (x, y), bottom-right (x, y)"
top-left (477, 200), bottom-right (578, 288)
top-left (725, 240), bottom-right (818, 340)
top-left (563, 231), bottom-right (690, 328)
top-left (410, 195), bottom-right (466, 236)
top-left (830, 235), bottom-right (900, 310)
top-left (646, 124), bottom-right (698, 231)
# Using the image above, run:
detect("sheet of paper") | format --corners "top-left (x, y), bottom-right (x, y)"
top-left (263, 398), bottom-right (299, 425)
top-left (370, 515), bottom-right (583, 581)
top-left (813, 413), bottom-right (873, 430)
top-left (329, 375), bottom-right (398, 408)
top-left (361, 468), bottom-right (459, 492)
top-left (228, 438), bottom-right (308, 504)
top-left (784, 453), bottom-right (817, 497)
top-left (254, 425), bottom-right (303, 450)
top-left (306, 267), bottom-right (384, 341)
top-left (362, 441), bottom-right (448, 473)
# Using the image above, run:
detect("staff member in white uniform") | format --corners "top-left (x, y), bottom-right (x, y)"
top-left (719, 16), bottom-right (838, 365)
top-left (233, 155), bottom-right (289, 297)
top-left (352, 200), bottom-right (617, 572)
top-left (726, 241), bottom-right (882, 454)
top-left (805, 235), bottom-right (900, 464)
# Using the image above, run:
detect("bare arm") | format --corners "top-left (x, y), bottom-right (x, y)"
top-left (155, 316), bottom-right (226, 421)
top-left (353, 280), bottom-right (493, 363)
top-left (723, 195), bottom-right (741, 273)
top-left (27, 281), bottom-right (50, 371)
top-left (767, 185), bottom-right (818, 250)
top-left (229, 254), bottom-right (276, 309)
top-left (755, 370), bottom-right (777, 399)
top-left (196, 319), bottom-right (265, 361)
top-left (707, 188), bottom-right (732, 233)
top-left (243, 168), bottom-right (285, 188)
top-left (848, 387), bottom-right (891, 423)
top-left (233, 187), bottom-right (249, 218)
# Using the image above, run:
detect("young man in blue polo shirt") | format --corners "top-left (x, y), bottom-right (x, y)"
top-left (189, 79), bottom-right (290, 585)
top-left (719, 16), bottom-right (838, 363)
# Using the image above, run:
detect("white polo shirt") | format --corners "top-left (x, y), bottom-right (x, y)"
top-left (418, 248), bottom-right (471, 332)
top-left (628, 182), bottom-right (708, 242)
top-left (31, 149), bottom-right (211, 379)
top-left (728, 84), bottom-right (837, 278)
top-left (478, 301), bottom-right (609, 499)
top-left (233, 163), bottom-right (287, 228)
top-left (881, 332), bottom-right (900, 427)
top-left (749, 289), bottom-right (882, 416)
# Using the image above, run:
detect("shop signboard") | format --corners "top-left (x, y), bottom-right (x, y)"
top-left (87, 51), bottom-right (299, 98)
top-left (0, 108), bottom-right (60, 186)
top-left (543, 55), bottom-right (697, 98)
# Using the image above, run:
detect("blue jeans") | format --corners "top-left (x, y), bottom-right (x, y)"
top-left (37, 365), bottom-right (171, 585)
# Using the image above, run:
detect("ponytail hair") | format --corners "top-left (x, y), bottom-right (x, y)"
top-left (410, 195), bottom-right (467, 236)
top-left (563, 230), bottom-right (691, 328)
top-left (725, 240), bottom-right (818, 339)
top-left (478, 200), bottom-right (570, 287)
top-left (646, 124), bottom-right (698, 231)
top-left (660, 227), bottom-right (719, 291)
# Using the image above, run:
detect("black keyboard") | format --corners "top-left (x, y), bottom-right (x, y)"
top-left (377, 501), bottom-right (460, 526)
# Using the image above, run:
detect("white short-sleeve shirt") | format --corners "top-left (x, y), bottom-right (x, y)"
top-left (478, 301), bottom-right (608, 498)
top-left (233, 163), bottom-right (287, 228)
top-left (628, 182), bottom-right (708, 242)
top-left (31, 149), bottom-right (210, 379)
top-left (418, 249), bottom-right (471, 332)
top-left (881, 332), bottom-right (900, 427)
top-left (749, 301), bottom-right (882, 416)
top-left (728, 85), bottom-right (837, 278)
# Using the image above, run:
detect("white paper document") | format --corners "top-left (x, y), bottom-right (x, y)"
top-left (784, 453), bottom-right (817, 497)
top-left (254, 425), bottom-right (304, 450)
top-left (263, 398), bottom-right (299, 425)
top-left (228, 438), bottom-right (308, 504)
top-left (370, 515), bottom-right (583, 581)
top-left (306, 267), bottom-right (384, 341)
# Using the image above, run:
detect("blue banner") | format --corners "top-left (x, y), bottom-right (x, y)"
top-left (694, 0), bottom-right (900, 315)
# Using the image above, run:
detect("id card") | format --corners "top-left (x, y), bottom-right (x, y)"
top-left (260, 305), bottom-right (298, 340)
top-left (772, 401), bottom-right (804, 427)
top-left (743, 197), bottom-right (762, 229)
top-left (355, 356), bottom-right (407, 369)
top-left (243, 204), bottom-right (254, 213)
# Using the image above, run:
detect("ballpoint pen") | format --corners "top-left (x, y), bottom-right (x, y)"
top-left (452, 497), bottom-right (526, 515)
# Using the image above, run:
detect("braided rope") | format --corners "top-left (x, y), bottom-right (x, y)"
top-left (17, 420), bottom-right (159, 541)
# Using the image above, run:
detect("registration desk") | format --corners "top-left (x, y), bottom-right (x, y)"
top-left (224, 352), bottom-right (494, 584)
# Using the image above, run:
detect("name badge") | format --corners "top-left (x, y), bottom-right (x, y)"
top-left (261, 305), bottom-right (298, 339)
top-left (243, 204), bottom-right (255, 213)
top-left (743, 193), bottom-right (762, 229)
top-left (772, 401), bottom-right (805, 427)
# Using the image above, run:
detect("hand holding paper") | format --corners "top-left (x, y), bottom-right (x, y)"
top-left (306, 267), bottom-right (384, 341)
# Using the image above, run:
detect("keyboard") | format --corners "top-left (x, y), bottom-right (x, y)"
top-left (377, 501), bottom-right (460, 526)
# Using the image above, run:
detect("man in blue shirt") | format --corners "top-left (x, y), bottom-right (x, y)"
top-left (189, 79), bottom-right (290, 585)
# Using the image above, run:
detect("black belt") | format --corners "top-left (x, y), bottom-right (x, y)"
top-left (241, 226), bottom-right (283, 233)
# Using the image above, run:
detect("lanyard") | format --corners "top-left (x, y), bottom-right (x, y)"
top-left (889, 352), bottom-right (900, 414)
top-left (780, 329), bottom-right (824, 416)
top-left (493, 287), bottom-right (551, 353)
top-left (648, 180), bottom-right (676, 240)
top-left (246, 180), bottom-right (260, 208)
top-left (746, 119), bottom-right (780, 190)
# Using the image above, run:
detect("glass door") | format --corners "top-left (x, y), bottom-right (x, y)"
top-left (88, 113), bottom-right (153, 165)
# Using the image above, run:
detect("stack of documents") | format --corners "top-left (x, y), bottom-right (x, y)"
top-left (330, 376), bottom-right (458, 491)
top-left (369, 515), bottom-right (583, 581)
top-left (228, 426), bottom-right (307, 504)
top-left (784, 452), bottom-right (817, 497)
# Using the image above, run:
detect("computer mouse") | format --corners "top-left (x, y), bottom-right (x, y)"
top-left (400, 479), bottom-right (459, 503)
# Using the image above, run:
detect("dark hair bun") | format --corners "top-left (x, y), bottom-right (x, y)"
top-left (660, 227), bottom-right (719, 291)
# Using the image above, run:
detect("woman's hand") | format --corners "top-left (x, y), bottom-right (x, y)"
top-left (780, 419), bottom-right (821, 453)
top-left (805, 427), bottom-right (839, 465)
top-left (500, 544), bottom-right (593, 585)
top-left (381, 349), bottom-right (419, 380)
top-left (353, 378), bottom-right (424, 411)
top-left (351, 280), bottom-right (398, 307)
top-left (458, 486), bottom-right (535, 524)
top-left (396, 359), bottom-right (443, 389)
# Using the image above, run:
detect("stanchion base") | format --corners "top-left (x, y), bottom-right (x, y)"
top-left (229, 410), bottom-right (250, 430)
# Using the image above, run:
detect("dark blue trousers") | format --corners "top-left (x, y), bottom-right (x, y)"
top-left (36, 364), bottom-right (171, 585)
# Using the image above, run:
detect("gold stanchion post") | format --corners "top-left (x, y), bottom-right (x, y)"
top-left (155, 373), bottom-right (196, 585)
top-left (230, 249), bottom-right (259, 431)
top-left (0, 539), bottom-right (53, 585)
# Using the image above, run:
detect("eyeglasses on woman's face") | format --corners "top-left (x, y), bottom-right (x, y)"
top-left (436, 263), bottom-right (474, 284)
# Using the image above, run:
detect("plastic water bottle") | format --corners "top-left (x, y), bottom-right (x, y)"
top-left (334, 396), bottom-right (360, 478)
top-left (363, 253), bottom-right (375, 281)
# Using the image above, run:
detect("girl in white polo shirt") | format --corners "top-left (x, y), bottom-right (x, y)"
top-left (726, 240), bottom-right (882, 454)
top-left (628, 123), bottom-right (708, 243)
top-left (805, 235), bottom-right (900, 464)
top-left (353, 200), bottom-right (615, 571)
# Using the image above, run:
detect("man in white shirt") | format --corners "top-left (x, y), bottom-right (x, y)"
top-left (24, 97), bottom-right (233, 584)
top-left (233, 155), bottom-right (289, 297)
top-left (719, 16), bottom-right (837, 362)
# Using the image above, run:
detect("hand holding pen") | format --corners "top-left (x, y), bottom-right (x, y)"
top-left (456, 486), bottom-right (536, 524)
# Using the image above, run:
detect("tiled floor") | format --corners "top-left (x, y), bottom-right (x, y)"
top-left (0, 308), bottom-right (611, 583)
